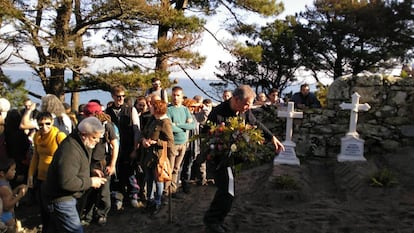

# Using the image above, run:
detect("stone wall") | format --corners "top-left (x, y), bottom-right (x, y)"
top-left (255, 73), bottom-right (414, 159)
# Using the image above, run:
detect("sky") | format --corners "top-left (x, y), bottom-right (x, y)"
top-left (3, 0), bottom-right (316, 82)
top-left (170, 0), bottom-right (316, 81)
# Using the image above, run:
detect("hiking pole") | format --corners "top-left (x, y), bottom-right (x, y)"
top-left (168, 185), bottom-right (172, 224)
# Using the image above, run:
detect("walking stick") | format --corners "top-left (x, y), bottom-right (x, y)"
top-left (168, 185), bottom-right (172, 223)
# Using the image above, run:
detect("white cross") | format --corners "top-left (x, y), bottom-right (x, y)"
top-left (339, 92), bottom-right (371, 137)
top-left (278, 102), bottom-right (303, 142)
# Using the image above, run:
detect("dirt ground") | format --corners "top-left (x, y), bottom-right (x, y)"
top-left (16, 147), bottom-right (414, 233)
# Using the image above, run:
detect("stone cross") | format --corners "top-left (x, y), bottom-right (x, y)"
top-left (278, 102), bottom-right (303, 142)
top-left (339, 92), bottom-right (371, 137)
top-left (338, 92), bottom-right (371, 162)
top-left (274, 102), bottom-right (303, 166)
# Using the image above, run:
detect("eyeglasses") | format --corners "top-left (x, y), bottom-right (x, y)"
top-left (116, 95), bottom-right (125, 99)
top-left (152, 82), bottom-right (161, 85)
top-left (39, 122), bottom-right (52, 127)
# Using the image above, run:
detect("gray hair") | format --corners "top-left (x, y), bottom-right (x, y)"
top-left (77, 117), bottom-right (104, 135)
top-left (41, 94), bottom-right (65, 117)
top-left (232, 85), bottom-right (256, 100)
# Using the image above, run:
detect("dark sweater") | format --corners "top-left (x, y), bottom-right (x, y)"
top-left (42, 132), bottom-right (93, 203)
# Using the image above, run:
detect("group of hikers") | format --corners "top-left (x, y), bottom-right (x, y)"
top-left (0, 79), bottom-right (321, 233)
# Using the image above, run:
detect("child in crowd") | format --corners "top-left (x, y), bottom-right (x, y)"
top-left (0, 159), bottom-right (27, 233)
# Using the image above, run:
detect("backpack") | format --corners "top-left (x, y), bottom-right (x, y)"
top-left (54, 116), bottom-right (70, 135)
top-left (155, 141), bottom-right (172, 182)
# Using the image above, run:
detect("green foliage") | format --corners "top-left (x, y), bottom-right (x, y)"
top-left (273, 175), bottom-right (300, 190)
top-left (0, 72), bottom-right (28, 108)
top-left (370, 168), bottom-right (398, 188)
top-left (199, 116), bottom-right (266, 162)
top-left (238, 0), bottom-right (284, 16)
top-left (216, 18), bottom-right (299, 93)
top-left (233, 43), bottom-right (263, 62)
top-left (69, 67), bottom-right (171, 95)
top-left (296, 0), bottom-right (414, 79)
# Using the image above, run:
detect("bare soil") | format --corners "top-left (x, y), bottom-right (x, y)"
top-left (16, 147), bottom-right (414, 233)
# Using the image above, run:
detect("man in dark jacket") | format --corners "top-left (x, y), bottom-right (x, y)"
top-left (291, 83), bottom-right (321, 109)
top-left (203, 85), bottom-right (284, 233)
top-left (42, 117), bottom-right (107, 233)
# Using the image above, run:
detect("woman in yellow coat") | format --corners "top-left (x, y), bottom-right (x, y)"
top-left (27, 111), bottom-right (66, 228)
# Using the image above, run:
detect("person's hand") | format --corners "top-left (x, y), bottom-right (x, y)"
top-left (27, 176), bottom-right (33, 188)
top-left (92, 169), bottom-right (105, 178)
top-left (91, 177), bottom-right (107, 188)
top-left (18, 185), bottom-right (28, 197)
top-left (142, 138), bottom-right (151, 148)
top-left (272, 136), bottom-right (285, 153)
top-left (105, 165), bottom-right (116, 176)
top-left (29, 102), bottom-right (37, 112)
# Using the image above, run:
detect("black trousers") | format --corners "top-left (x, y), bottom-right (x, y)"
top-left (203, 166), bottom-right (234, 225)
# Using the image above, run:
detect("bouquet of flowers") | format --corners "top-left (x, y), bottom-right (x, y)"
top-left (201, 117), bottom-right (265, 162)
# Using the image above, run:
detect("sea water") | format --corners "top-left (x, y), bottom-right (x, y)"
top-left (3, 69), bottom-right (311, 107)
top-left (3, 69), bottom-right (224, 105)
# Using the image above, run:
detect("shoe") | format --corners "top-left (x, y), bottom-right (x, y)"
top-left (131, 199), bottom-right (139, 208)
top-left (112, 191), bottom-right (124, 210)
top-left (205, 223), bottom-right (226, 233)
top-left (81, 220), bottom-right (90, 227)
top-left (131, 199), bottom-right (145, 208)
top-left (115, 199), bottom-right (123, 210)
top-left (151, 204), bottom-right (162, 215)
top-left (97, 217), bottom-right (107, 226)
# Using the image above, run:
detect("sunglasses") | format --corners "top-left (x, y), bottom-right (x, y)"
top-left (39, 122), bottom-right (52, 127)
top-left (116, 95), bottom-right (125, 99)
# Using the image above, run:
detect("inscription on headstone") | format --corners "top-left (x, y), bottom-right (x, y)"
top-left (338, 93), bottom-right (370, 162)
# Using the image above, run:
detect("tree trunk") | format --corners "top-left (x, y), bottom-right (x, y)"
top-left (47, 0), bottom-right (72, 100)
top-left (155, 0), bottom-right (172, 72)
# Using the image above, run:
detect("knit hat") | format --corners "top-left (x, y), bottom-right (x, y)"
top-left (84, 102), bottom-right (102, 116)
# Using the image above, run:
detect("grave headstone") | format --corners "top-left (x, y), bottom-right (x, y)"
top-left (338, 92), bottom-right (371, 162)
top-left (274, 102), bottom-right (303, 166)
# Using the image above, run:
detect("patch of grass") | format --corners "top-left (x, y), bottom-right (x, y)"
top-left (370, 168), bottom-right (398, 187)
top-left (273, 175), bottom-right (300, 190)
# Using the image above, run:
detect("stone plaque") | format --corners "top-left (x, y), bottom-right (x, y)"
top-left (338, 135), bottom-right (366, 162)
top-left (274, 144), bottom-right (300, 166)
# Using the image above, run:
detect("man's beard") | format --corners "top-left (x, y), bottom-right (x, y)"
top-left (84, 140), bottom-right (96, 149)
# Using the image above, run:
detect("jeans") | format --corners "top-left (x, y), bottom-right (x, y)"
top-left (145, 166), bottom-right (164, 206)
top-left (46, 198), bottom-right (83, 233)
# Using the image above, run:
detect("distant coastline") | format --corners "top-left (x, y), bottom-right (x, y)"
top-left (3, 68), bottom-right (319, 107)
top-left (3, 68), bottom-right (220, 105)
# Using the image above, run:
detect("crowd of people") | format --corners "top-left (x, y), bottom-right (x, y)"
top-left (0, 80), bottom-right (321, 233)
